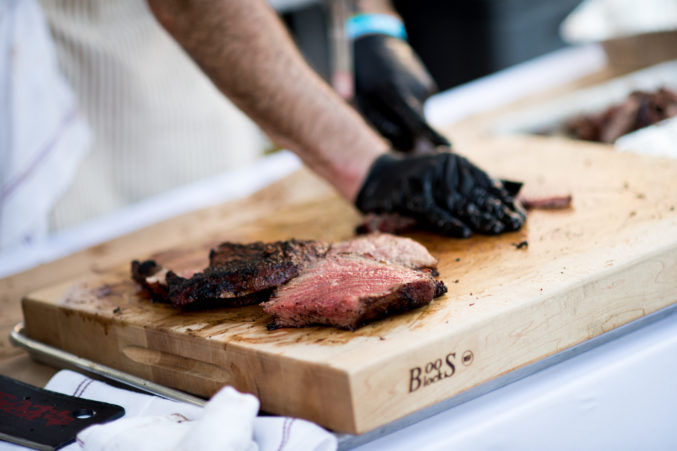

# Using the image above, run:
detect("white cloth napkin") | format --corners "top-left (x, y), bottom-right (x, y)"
top-left (0, 370), bottom-right (336, 451)
top-left (0, 0), bottom-right (89, 251)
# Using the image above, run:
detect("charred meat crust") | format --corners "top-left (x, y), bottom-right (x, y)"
top-left (165, 263), bottom-right (299, 307)
top-left (131, 258), bottom-right (274, 307)
top-left (167, 239), bottom-right (328, 307)
top-left (134, 240), bottom-right (328, 308)
top-left (208, 240), bottom-right (329, 269)
top-left (131, 259), bottom-right (163, 279)
top-left (131, 260), bottom-right (168, 301)
top-left (175, 289), bottom-right (273, 311)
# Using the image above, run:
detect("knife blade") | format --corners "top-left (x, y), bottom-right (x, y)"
top-left (0, 374), bottom-right (125, 450)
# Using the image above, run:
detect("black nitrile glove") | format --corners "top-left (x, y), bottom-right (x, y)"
top-left (355, 152), bottom-right (526, 238)
top-left (353, 34), bottom-right (449, 153)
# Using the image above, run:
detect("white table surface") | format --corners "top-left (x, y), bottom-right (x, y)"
top-left (3, 44), bottom-right (676, 450)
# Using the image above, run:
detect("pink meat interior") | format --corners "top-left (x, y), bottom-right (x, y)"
top-left (266, 256), bottom-right (432, 320)
top-left (329, 233), bottom-right (437, 270)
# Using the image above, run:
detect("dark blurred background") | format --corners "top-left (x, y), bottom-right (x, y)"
top-left (282, 0), bottom-right (583, 91)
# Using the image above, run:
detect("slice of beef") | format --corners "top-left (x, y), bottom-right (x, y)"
top-left (329, 233), bottom-right (438, 274)
top-left (208, 240), bottom-right (328, 269)
top-left (566, 87), bottom-right (677, 143)
top-left (131, 234), bottom-right (442, 313)
top-left (263, 255), bottom-right (447, 330)
top-left (355, 213), bottom-right (418, 235)
top-left (518, 194), bottom-right (573, 210)
top-left (167, 270), bottom-right (274, 309)
top-left (166, 239), bottom-right (328, 307)
top-left (131, 260), bottom-right (203, 303)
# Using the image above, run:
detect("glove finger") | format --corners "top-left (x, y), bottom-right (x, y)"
top-left (491, 185), bottom-right (527, 222)
top-left (485, 179), bottom-right (522, 208)
top-left (471, 177), bottom-right (527, 225)
top-left (499, 206), bottom-right (526, 232)
top-left (469, 187), bottom-right (505, 218)
top-left (471, 186), bottom-right (525, 232)
top-left (451, 158), bottom-right (489, 199)
top-left (458, 202), bottom-right (505, 235)
top-left (459, 161), bottom-right (525, 228)
top-left (438, 157), bottom-right (513, 235)
top-left (445, 182), bottom-right (503, 220)
top-left (420, 205), bottom-right (473, 238)
top-left (458, 160), bottom-right (524, 225)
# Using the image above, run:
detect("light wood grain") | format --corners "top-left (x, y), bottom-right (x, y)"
top-left (0, 170), bottom-right (337, 358)
top-left (21, 137), bottom-right (677, 433)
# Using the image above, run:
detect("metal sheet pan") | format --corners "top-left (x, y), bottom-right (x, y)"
top-left (11, 301), bottom-right (677, 450)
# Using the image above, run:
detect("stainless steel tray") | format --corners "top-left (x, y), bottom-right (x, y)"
top-left (11, 303), bottom-right (677, 450)
top-left (9, 322), bottom-right (206, 407)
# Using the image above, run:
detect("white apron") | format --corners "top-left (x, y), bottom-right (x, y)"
top-left (40, 0), bottom-right (266, 231)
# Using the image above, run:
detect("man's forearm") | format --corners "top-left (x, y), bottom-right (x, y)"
top-left (148, 0), bottom-right (387, 201)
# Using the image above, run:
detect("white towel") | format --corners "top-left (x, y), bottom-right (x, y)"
top-left (35, 370), bottom-right (337, 451)
top-left (0, 0), bottom-right (89, 250)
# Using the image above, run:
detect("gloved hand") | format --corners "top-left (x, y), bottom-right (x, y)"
top-left (353, 33), bottom-right (449, 153)
top-left (355, 152), bottom-right (526, 238)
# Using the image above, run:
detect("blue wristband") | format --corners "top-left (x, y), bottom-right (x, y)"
top-left (346, 13), bottom-right (407, 41)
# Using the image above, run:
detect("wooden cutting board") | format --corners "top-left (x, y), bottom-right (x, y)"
top-left (21, 138), bottom-right (677, 434)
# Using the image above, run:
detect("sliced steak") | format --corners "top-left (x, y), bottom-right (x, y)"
top-left (208, 240), bottom-right (328, 269)
top-left (131, 234), bottom-right (442, 317)
top-left (329, 233), bottom-right (438, 274)
top-left (566, 87), bottom-right (677, 143)
top-left (263, 255), bottom-right (447, 330)
top-left (131, 260), bottom-right (201, 303)
top-left (166, 270), bottom-right (274, 309)
top-left (518, 194), bottom-right (573, 210)
top-left (165, 239), bottom-right (328, 307)
top-left (355, 213), bottom-right (417, 235)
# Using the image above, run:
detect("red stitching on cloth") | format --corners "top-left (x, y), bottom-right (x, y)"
top-left (169, 413), bottom-right (191, 423)
top-left (276, 418), bottom-right (295, 451)
top-left (0, 107), bottom-right (78, 201)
